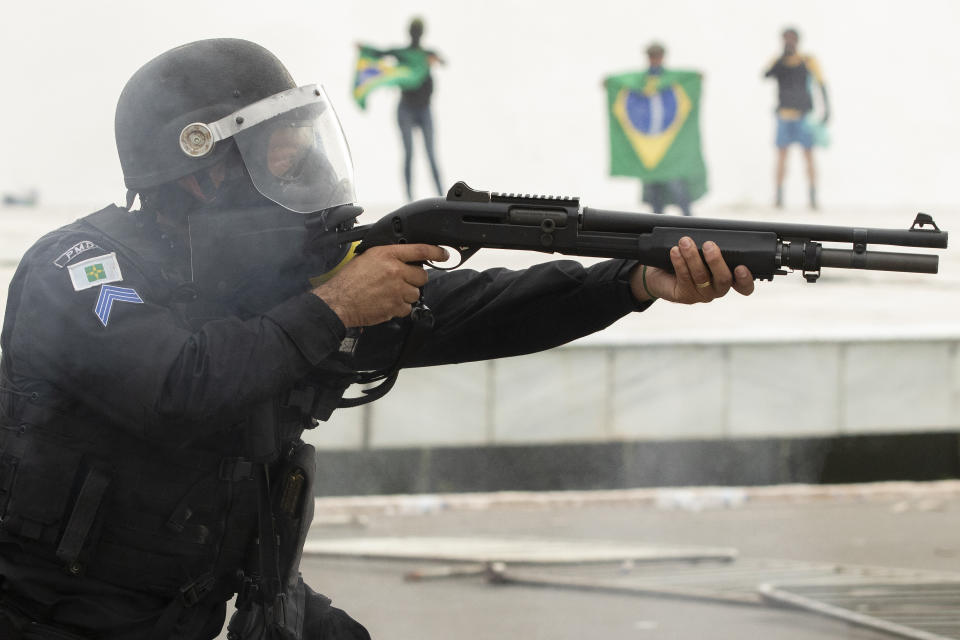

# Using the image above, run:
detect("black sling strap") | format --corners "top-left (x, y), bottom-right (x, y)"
top-left (55, 467), bottom-right (111, 573)
top-left (256, 463), bottom-right (287, 634)
top-left (338, 301), bottom-right (435, 408)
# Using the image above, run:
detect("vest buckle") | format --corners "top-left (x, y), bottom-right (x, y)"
top-left (180, 572), bottom-right (216, 607)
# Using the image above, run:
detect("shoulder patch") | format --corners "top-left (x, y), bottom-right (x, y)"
top-left (67, 253), bottom-right (123, 291)
top-left (53, 240), bottom-right (102, 268)
top-left (94, 285), bottom-right (144, 326)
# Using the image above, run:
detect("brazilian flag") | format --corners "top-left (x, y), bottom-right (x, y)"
top-left (353, 46), bottom-right (429, 110)
top-left (605, 70), bottom-right (707, 201)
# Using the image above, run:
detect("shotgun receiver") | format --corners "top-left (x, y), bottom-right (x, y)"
top-left (337, 182), bottom-right (947, 283)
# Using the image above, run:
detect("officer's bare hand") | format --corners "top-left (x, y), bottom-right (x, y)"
top-left (630, 237), bottom-right (755, 304)
top-left (313, 244), bottom-right (448, 327)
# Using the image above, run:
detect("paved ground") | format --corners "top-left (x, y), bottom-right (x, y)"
top-left (290, 485), bottom-right (960, 640)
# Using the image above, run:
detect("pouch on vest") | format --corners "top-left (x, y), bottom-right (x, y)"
top-left (274, 441), bottom-right (316, 592)
top-left (1, 430), bottom-right (85, 545)
top-left (229, 442), bottom-right (315, 640)
top-left (245, 401), bottom-right (281, 463)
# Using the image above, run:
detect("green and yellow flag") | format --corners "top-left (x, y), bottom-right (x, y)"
top-left (352, 46), bottom-right (429, 110)
top-left (605, 70), bottom-right (707, 199)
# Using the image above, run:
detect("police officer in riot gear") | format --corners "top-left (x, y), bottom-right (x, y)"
top-left (0, 39), bottom-right (753, 640)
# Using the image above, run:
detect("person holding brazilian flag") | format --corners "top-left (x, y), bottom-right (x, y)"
top-left (604, 42), bottom-right (706, 216)
top-left (354, 17), bottom-right (446, 201)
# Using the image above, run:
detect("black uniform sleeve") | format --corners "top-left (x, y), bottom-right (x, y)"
top-left (4, 238), bottom-right (345, 442)
top-left (353, 258), bottom-right (649, 370)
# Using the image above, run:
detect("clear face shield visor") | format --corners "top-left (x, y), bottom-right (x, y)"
top-left (179, 85), bottom-right (356, 214)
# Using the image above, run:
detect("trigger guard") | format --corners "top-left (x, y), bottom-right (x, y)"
top-left (426, 247), bottom-right (479, 270)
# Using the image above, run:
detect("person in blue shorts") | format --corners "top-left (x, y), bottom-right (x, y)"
top-left (764, 27), bottom-right (829, 210)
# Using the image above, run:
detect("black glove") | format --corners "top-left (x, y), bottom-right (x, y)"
top-left (305, 606), bottom-right (372, 640)
top-left (302, 585), bottom-right (372, 640)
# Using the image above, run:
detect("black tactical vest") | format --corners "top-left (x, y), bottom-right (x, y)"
top-left (0, 206), bottom-right (346, 614)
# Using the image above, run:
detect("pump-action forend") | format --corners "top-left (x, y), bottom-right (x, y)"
top-left (338, 182), bottom-right (948, 282)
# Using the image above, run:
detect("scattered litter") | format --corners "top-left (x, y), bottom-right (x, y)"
top-left (310, 514), bottom-right (369, 529)
top-left (385, 494), bottom-right (447, 516)
top-left (891, 501), bottom-right (911, 514)
top-left (312, 481), bottom-right (960, 519)
top-left (654, 488), bottom-right (748, 512)
top-left (890, 499), bottom-right (948, 514)
top-left (915, 498), bottom-right (947, 512)
top-left (404, 563), bottom-right (489, 582)
top-left (632, 620), bottom-right (659, 631)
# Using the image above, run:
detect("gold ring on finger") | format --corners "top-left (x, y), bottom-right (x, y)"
top-left (695, 280), bottom-right (712, 289)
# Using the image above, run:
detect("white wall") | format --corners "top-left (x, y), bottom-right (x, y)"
top-left (305, 337), bottom-right (960, 450)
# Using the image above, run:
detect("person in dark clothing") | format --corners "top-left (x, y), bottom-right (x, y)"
top-left (362, 17), bottom-right (445, 200)
top-left (764, 27), bottom-right (830, 210)
top-left (0, 38), bottom-right (754, 640)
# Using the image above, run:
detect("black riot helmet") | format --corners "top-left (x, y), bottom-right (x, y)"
top-left (115, 38), bottom-right (356, 213)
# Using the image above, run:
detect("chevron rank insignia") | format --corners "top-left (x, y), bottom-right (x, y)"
top-left (68, 253), bottom-right (123, 291)
top-left (94, 285), bottom-right (144, 327)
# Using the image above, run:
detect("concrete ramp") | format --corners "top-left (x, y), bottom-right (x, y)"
top-left (303, 536), bottom-right (737, 565)
top-left (492, 559), bottom-right (960, 608)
